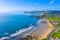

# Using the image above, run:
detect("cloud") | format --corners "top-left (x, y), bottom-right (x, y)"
top-left (49, 0), bottom-right (54, 5)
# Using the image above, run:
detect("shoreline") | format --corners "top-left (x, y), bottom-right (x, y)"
top-left (29, 18), bottom-right (55, 40)
top-left (0, 19), bottom-right (41, 40)
top-left (0, 18), bottom-right (55, 40)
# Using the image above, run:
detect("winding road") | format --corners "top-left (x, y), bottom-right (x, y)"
top-left (47, 22), bottom-right (58, 40)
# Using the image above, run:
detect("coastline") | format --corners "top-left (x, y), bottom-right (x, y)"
top-left (0, 18), bottom-right (55, 40)
top-left (0, 18), bottom-right (41, 40)
top-left (29, 18), bottom-right (55, 40)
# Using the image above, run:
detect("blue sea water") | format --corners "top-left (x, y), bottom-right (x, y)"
top-left (0, 13), bottom-right (38, 38)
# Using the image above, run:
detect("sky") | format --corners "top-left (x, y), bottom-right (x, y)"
top-left (0, 0), bottom-right (60, 13)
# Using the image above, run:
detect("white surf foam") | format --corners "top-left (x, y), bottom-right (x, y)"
top-left (0, 37), bottom-right (10, 40)
top-left (0, 26), bottom-right (35, 40)
top-left (10, 26), bottom-right (35, 37)
top-left (0, 19), bottom-right (42, 40)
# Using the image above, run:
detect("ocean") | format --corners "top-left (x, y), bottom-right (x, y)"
top-left (0, 13), bottom-right (38, 38)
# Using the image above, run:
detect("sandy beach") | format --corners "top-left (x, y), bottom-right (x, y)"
top-left (29, 18), bottom-right (55, 40)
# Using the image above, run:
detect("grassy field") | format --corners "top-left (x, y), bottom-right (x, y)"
top-left (52, 30), bottom-right (60, 38)
top-left (47, 17), bottom-right (60, 38)
top-left (48, 17), bottom-right (60, 28)
top-left (47, 17), bottom-right (60, 21)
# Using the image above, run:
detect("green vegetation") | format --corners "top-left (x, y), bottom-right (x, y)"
top-left (47, 17), bottom-right (60, 38)
top-left (42, 38), bottom-right (47, 40)
top-left (47, 17), bottom-right (60, 28)
top-left (52, 30), bottom-right (60, 38)
top-left (47, 17), bottom-right (60, 21)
